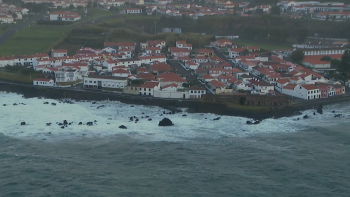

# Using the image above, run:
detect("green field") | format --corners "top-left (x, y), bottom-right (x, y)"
top-left (0, 26), bottom-right (68, 56)
top-left (233, 40), bottom-right (292, 51)
top-left (0, 70), bottom-right (40, 83)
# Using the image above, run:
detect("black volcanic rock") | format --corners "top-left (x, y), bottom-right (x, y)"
top-left (303, 115), bottom-right (309, 119)
top-left (119, 125), bottom-right (127, 129)
top-left (78, 122), bottom-right (82, 125)
top-left (246, 121), bottom-right (252, 125)
top-left (20, 122), bottom-right (26, 125)
top-left (3, 104), bottom-right (6, 106)
top-left (158, 118), bottom-right (174, 126)
top-left (213, 117), bottom-right (221, 121)
top-left (44, 102), bottom-right (49, 104)
top-left (51, 103), bottom-right (56, 106)
top-left (46, 123), bottom-right (51, 126)
top-left (182, 114), bottom-right (187, 117)
top-left (87, 122), bottom-right (93, 126)
top-left (148, 118), bottom-right (152, 121)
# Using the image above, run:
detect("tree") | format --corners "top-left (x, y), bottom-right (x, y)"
top-left (290, 49), bottom-right (304, 64)
top-left (338, 50), bottom-right (350, 81)
top-left (12, 13), bottom-right (17, 19)
top-left (93, 2), bottom-right (98, 7)
top-left (255, 9), bottom-right (264, 15)
top-left (69, 4), bottom-right (74, 9)
top-left (87, 1), bottom-right (92, 8)
top-left (331, 58), bottom-right (341, 68)
top-left (320, 56), bottom-right (332, 62)
top-left (270, 6), bottom-right (280, 15)
top-left (77, 6), bottom-right (83, 10)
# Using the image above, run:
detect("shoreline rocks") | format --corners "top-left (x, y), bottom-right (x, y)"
top-left (158, 118), bottom-right (174, 126)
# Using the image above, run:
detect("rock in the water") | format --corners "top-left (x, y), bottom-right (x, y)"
top-left (46, 123), bottom-right (51, 126)
top-left (317, 105), bottom-right (323, 114)
top-left (145, 116), bottom-right (149, 118)
top-left (142, 112), bottom-right (144, 114)
top-left (130, 105), bottom-right (134, 107)
top-left (92, 102), bottom-right (96, 104)
top-left (182, 114), bottom-right (187, 117)
top-left (213, 117), bottom-right (221, 121)
top-left (3, 104), bottom-right (6, 106)
top-left (253, 120), bottom-right (260, 125)
top-left (129, 117), bottom-right (134, 121)
top-left (13, 103), bottom-right (17, 106)
top-left (163, 111), bottom-right (166, 114)
top-left (63, 120), bottom-right (68, 125)
top-left (334, 114), bottom-right (342, 118)
top-left (246, 121), bottom-right (253, 125)
top-left (87, 122), bottom-right (93, 126)
top-left (61, 126), bottom-right (65, 129)
top-left (20, 122), bottom-right (26, 125)
top-left (78, 122), bottom-right (82, 125)
top-left (119, 125), bottom-right (127, 129)
top-left (332, 111), bottom-right (335, 113)
top-left (135, 118), bottom-right (139, 122)
top-left (158, 118), bottom-right (174, 126)
top-left (44, 102), bottom-right (49, 104)
top-left (313, 112), bottom-right (316, 115)
top-left (148, 118), bottom-right (152, 121)
top-left (303, 115), bottom-right (309, 119)
top-left (51, 103), bottom-right (56, 106)
top-left (108, 118), bottom-right (112, 120)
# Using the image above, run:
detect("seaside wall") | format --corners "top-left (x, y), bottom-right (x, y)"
top-left (1, 82), bottom-right (349, 119)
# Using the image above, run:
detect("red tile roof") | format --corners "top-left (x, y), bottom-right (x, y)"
top-left (146, 47), bottom-right (161, 51)
top-left (33, 78), bottom-right (51, 82)
top-left (197, 49), bottom-right (214, 53)
top-left (202, 74), bottom-right (216, 79)
top-left (276, 78), bottom-right (290, 85)
top-left (137, 67), bottom-right (150, 72)
top-left (157, 73), bottom-right (186, 82)
top-left (283, 84), bottom-right (297, 90)
top-left (139, 72), bottom-right (156, 80)
top-left (112, 69), bottom-right (129, 74)
top-left (140, 81), bottom-right (159, 88)
top-left (52, 49), bottom-right (67, 53)
top-left (302, 84), bottom-right (319, 90)
top-left (162, 83), bottom-right (178, 89)
top-left (150, 63), bottom-right (173, 72)
top-left (209, 80), bottom-right (226, 87)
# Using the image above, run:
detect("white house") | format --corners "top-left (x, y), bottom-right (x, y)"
top-left (33, 78), bottom-right (55, 86)
top-left (0, 57), bottom-right (14, 67)
top-left (189, 85), bottom-right (206, 99)
top-left (51, 49), bottom-right (68, 57)
top-left (49, 11), bottom-right (81, 21)
top-left (139, 55), bottom-right (166, 64)
top-left (185, 61), bottom-right (199, 70)
top-left (55, 69), bottom-right (79, 82)
top-left (176, 41), bottom-right (193, 50)
top-left (146, 47), bottom-right (161, 54)
top-left (229, 48), bottom-right (246, 58)
top-left (124, 8), bottom-right (143, 14)
top-left (102, 47), bottom-right (117, 54)
top-left (140, 81), bottom-right (160, 96)
top-left (112, 69), bottom-right (130, 77)
top-left (83, 76), bottom-right (128, 89)
top-left (302, 48), bottom-right (345, 56)
top-left (282, 84), bottom-right (321, 100)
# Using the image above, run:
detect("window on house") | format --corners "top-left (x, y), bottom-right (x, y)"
top-left (131, 87), bottom-right (133, 90)
top-left (94, 81), bottom-right (96, 83)
top-left (149, 88), bottom-right (151, 91)
top-left (144, 88), bottom-right (146, 91)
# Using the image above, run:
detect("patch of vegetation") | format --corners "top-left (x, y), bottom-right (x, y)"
top-left (0, 27), bottom-right (67, 56)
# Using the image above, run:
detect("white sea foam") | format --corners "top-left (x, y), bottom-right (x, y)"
top-left (1, 92), bottom-right (349, 142)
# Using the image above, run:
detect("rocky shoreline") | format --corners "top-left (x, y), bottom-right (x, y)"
top-left (1, 81), bottom-right (350, 120)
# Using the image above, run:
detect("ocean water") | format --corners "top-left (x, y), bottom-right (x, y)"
top-left (1, 92), bottom-right (350, 196)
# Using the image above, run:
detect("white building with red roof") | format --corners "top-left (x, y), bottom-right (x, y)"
top-left (123, 8), bottom-right (143, 14)
top-left (201, 74), bottom-right (216, 82)
top-left (185, 60), bottom-right (199, 70)
top-left (112, 69), bottom-right (130, 77)
top-left (157, 72), bottom-right (186, 87)
top-left (281, 84), bottom-right (320, 100)
top-left (193, 56), bottom-right (208, 63)
top-left (33, 78), bottom-right (55, 86)
top-left (188, 85), bottom-right (206, 99)
top-left (208, 80), bottom-right (226, 93)
top-left (49, 11), bottom-right (81, 21)
top-left (51, 49), bottom-right (68, 57)
top-left (168, 47), bottom-right (190, 58)
top-left (210, 39), bottom-right (233, 47)
top-left (139, 55), bottom-right (166, 64)
top-left (229, 48), bottom-right (246, 58)
top-left (140, 81), bottom-right (160, 96)
top-left (146, 47), bottom-right (161, 54)
top-left (176, 41), bottom-right (192, 50)
top-left (0, 56), bottom-right (14, 67)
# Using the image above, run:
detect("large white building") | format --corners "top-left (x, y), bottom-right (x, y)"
top-left (33, 78), bottom-right (55, 86)
top-left (282, 84), bottom-right (321, 100)
top-left (302, 48), bottom-right (346, 56)
top-left (49, 11), bottom-right (81, 21)
top-left (83, 76), bottom-right (128, 90)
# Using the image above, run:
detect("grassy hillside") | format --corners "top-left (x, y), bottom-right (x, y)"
top-left (0, 26), bottom-right (68, 56)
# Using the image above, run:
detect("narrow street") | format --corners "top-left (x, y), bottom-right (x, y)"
top-left (168, 59), bottom-right (213, 94)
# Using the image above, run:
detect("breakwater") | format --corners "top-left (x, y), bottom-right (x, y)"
top-left (1, 81), bottom-right (350, 119)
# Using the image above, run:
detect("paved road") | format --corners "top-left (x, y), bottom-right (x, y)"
top-left (212, 47), bottom-right (232, 64)
top-left (0, 15), bottom-right (44, 46)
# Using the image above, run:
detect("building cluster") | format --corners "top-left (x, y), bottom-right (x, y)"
top-left (212, 39), bottom-right (346, 100)
top-left (21, 0), bottom-right (90, 8)
top-left (0, 3), bottom-right (29, 23)
top-left (277, 1), bottom-right (350, 20)
top-left (0, 35), bottom-right (347, 101)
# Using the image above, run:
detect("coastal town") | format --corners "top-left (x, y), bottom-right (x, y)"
top-left (0, 0), bottom-right (350, 108)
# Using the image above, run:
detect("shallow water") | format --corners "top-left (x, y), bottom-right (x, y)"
top-left (1, 92), bottom-right (350, 196)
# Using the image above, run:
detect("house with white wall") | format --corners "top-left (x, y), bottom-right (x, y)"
top-left (83, 75), bottom-right (128, 89)
top-left (51, 49), bottom-right (68, 57)
top-left (140, 81), bottom-right (160, 96)
top-left (33, 78), bottom-right (55, 86)
top-left (282, 84), bottom-right (321, 100)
